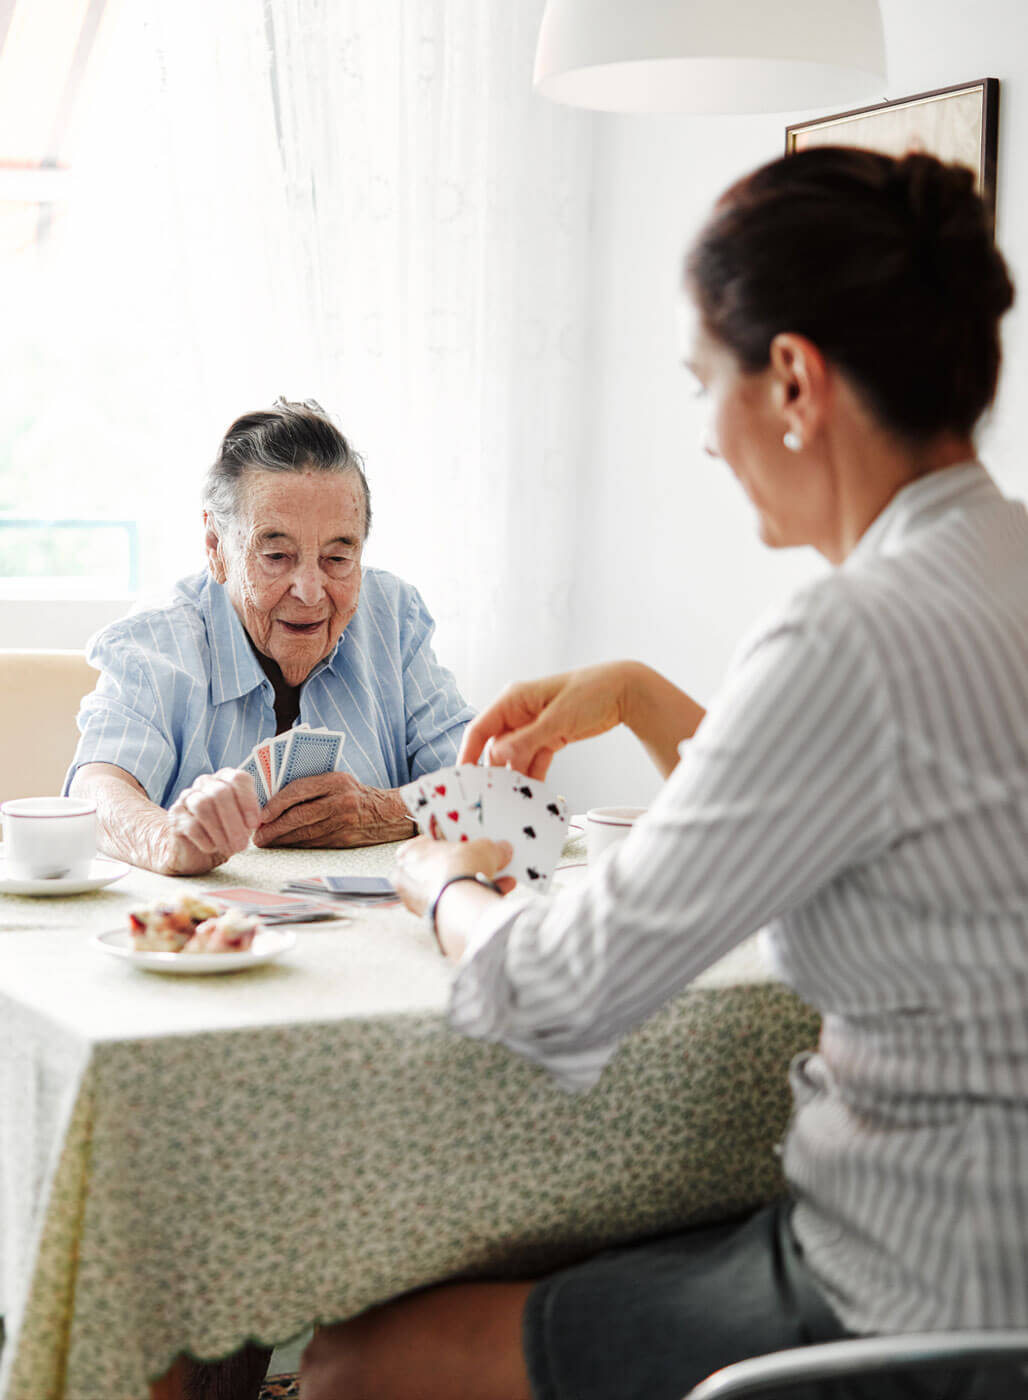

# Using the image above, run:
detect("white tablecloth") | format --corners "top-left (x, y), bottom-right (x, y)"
top-left (0, 834), bottom-right (818, 1399)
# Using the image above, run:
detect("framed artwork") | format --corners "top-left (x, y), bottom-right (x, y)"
top-left (785, 78), bottom-right (999, 225)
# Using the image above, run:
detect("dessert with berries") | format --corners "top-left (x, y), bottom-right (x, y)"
top-left (128, 895), bottom-right (221, 952)
top-left (183, 909), bottom-right (260, 953)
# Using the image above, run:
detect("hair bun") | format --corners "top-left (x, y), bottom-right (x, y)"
top-left (886, 151), bottom-right (975, 224)
top-left (688, 144), bottom-right (1016, 441)
top-left (886, 153), bottom-right (1013, 316)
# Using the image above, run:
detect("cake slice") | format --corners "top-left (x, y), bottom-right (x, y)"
top-left (183, 909), bottom-right (260, 954)
top-left (128, 895), bottom-right (221, 952)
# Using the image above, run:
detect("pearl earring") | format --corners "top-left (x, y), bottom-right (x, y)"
top-left (783, 431), bottom-right (803, 452)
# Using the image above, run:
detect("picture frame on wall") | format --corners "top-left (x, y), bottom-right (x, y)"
top-left (785, 78), bottom-right (999, 226)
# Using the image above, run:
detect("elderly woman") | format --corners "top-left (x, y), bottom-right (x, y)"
top-left (300, 149), bottom-right (1028, 1400)
top-left (68, 400), bottom-right (473, 875)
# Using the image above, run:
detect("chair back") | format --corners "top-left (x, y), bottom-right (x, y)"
top-left (0, 650), bottom-right (97, 803)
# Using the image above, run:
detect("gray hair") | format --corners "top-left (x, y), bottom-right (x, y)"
top-left (202, 397), bottom-right (372, 538)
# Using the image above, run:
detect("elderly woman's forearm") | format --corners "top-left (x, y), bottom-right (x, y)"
top-left (69, 763), bottom-right (174, 872)
top-left (621, 662), bottom-right (706, 777)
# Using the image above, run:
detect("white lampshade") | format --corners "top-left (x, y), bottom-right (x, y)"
top-left (534, 0), bottom-right (887, 114)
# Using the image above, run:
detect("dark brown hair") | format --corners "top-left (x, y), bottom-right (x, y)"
top-left (686, 147), bottom-right (1014, 441)
top-left (203, 398), bottom-right (371, 537)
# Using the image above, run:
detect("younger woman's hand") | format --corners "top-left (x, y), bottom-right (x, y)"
top-left (457, 663), bottom-right (634, 779)
top-left (392, 835), bottom-right (514, 917)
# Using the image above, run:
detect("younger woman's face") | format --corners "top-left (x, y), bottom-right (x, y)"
top-left (680, 297), bottom-right (827, 553)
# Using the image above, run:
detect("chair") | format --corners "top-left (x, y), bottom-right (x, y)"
top-left (685, 1331), bottom-right (1028, 1397)
top-left (0, 649), bottom-right (97, 802)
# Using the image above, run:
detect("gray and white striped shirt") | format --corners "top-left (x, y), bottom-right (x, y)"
top-left (451, 462), bottom-right (1028, 1335)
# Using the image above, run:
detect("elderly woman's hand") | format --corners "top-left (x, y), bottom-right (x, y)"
top-left (254, 772), bottom-right (414, 848)
top-left (393, 834), bottom-right (515, 919)
top-left (160, 769), bottom-right (261, 875)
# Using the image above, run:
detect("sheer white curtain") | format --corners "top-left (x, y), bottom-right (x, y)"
top-left (139, 0), bottom-right (595, 706)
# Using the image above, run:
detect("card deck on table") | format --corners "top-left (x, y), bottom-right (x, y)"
top-left (205, 886), bottom-right (342, 923)
top-left (400, 764), bottom-right (569, 892)
top-left (282, 875), bottom-right (400, 907)
top-left (321, 876), bottom-right (396, 896)
top-left (239, 726), bottom-right (348, 807)
top-left (214, 887), bottom-right (308, 906)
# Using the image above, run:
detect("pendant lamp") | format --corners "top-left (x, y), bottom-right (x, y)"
top-left (534, 0), bottom-right (887, 114)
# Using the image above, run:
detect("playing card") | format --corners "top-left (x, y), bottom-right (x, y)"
top-left (247, 903), bottom-right (340, 923)
top-left (433, 768), bottom-right (481, 842)
top-left (401, 769), bottom-right (484, 841)
top-left (277, 729), bottom-right (345, 787)
top-left (400, 764), bottom-right (569, 891)
top-left (400, 774), bottom-right (437, 830)
top-left (270, 733), bottom-right (293, 792)
top-left (483, 769), bottom-right (569, 892)
top-left (239, 752), bottom-right (270, 806)
top-left (281, 875), bottom-right (400, 907)
top-left (320, 876), bottom-right (395, 895)
top-left (206, 886), bottom-right (341, 923)
top-left (211, 886), bottom-right (311, 908)
top-left (397, 772), bottom-right (439, 823)
top-left (452, 766), bottom-right (489, 827)
top-left (256, 740), bottom-right (276, 795)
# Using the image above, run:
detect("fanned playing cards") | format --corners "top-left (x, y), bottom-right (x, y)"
top-left (400, 765), bottom-right (569, 893)
top-left (239, 725), bottom-right (348, 807)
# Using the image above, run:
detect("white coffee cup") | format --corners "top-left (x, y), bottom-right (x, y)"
top-left (1, 797), bottom-right (97, 881)
top-left (585, 806), bottom-right (647, 861)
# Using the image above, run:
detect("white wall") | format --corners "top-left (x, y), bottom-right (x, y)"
top-left (555, 0), bottom-right (1028, 814)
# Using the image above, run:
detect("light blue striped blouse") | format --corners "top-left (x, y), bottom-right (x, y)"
top-left (66, 568), bottom-right (474, 805)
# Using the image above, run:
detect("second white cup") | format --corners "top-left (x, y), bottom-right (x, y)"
top-left (585, 806), bottom-right (647, 861)
top-left (1, 797), bottom-right (97, 881)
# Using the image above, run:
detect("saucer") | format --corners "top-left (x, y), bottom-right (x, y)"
top-left (92, 927), bottom-right (297, 975)
top-left (0, 849), bottom-right (131, 896)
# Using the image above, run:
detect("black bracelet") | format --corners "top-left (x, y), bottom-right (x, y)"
top-left (425, 873), bottom-right (503, 951)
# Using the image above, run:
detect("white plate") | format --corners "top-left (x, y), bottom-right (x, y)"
top-left (566, 815), bottom-right (587, 836)
top-left (91, 926), bottom-right (297, 975)
top-left (0, 851), bottom-right (131, 896)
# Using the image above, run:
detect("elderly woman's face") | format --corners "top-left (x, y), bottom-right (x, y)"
top-left (206, 469), bottom-right (365, 687)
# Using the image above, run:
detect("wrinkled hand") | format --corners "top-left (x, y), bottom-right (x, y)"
top-left (254, 772), bottom-right (414, 849)
top-left (160, 768), bottom-right (260, 875)
top-left (458, 662), bottom-right (633, 779)
top-left (393, 835), bottom-right (515, 918)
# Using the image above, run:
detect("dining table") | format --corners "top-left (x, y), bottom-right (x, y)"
top-left (0, 826), bottom-right (820, 1400)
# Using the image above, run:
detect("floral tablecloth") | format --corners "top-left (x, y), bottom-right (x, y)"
top-left (0, 834), bottom-right (820, 1400)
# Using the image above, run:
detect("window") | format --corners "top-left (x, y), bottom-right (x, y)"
top-left (1, 0), bottom-right (209, 646)
top-left (0, 518), bottom-right (138, 598)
